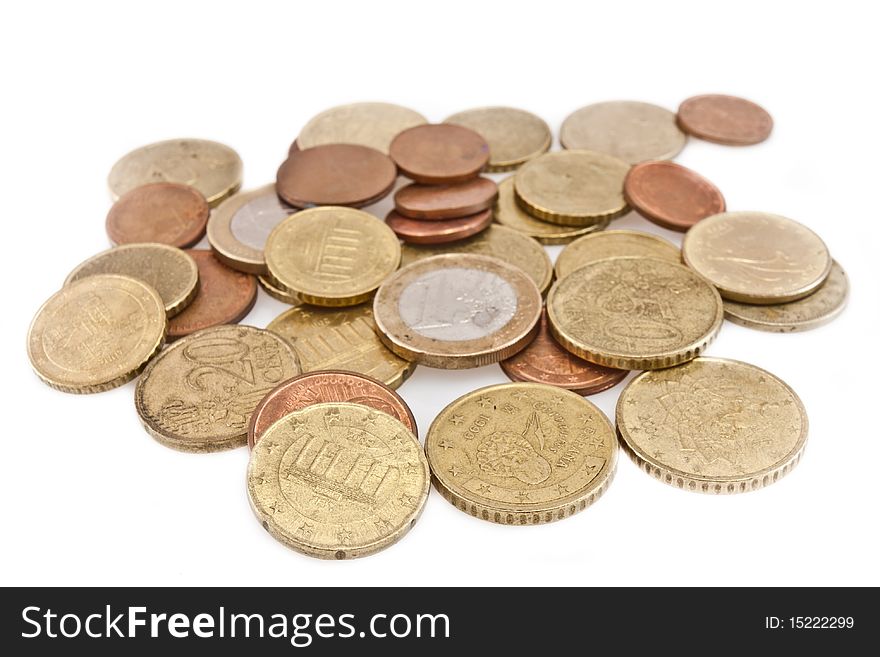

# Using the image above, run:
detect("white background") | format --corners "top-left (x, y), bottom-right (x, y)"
top-left (3, 1), bottom-right (878, 587)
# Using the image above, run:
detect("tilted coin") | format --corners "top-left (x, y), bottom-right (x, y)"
top-left (554, 229), bottom-right (680, 280)
top-left (135, 325), bottom-right (301, 452)
top-left (373, 254), bottom-right (542, 369)
top-left (258, 275), bottom-right (301, 305)
top-left (682, 211), bottom-right (832, 304)
top-left (677, 94), bottom-right (773, 145)
top-left (389, 124), bottom-right (489, 184)
top-left (64, 243), bottom-right (199, 318)
top-left (385, 208), bottom-right (492, 245)
top-left (444, 106), bottom-right (551, 171)
top-left (425, 382), bottom-right (617, 524)
top-left (394, 177), bottom-right (498, 220)
top-left (264, 207), bottom-right (401, 307)
top-left (560, 101), bottom-right (686, 164)
top-left (724, 259), bottom-right (848, 332)
top-left (28, 274), bottom-right (166, 393)
top-left (616, 357), bottom-right (807, 493)
top-left (105, 182), bottom-right (209, 248)
top-left (548, 257), bottom-right (723, 369)
top-left (247, 402), bottom-right (429, 559)
top-left (514, 150), bottom-right (629, 226)
top-left (295, 102), bottom-right (428, 154)
top-left (267, 303), bottom-right (415, 389)
top-left (108, 138), bottom-right (242, 207)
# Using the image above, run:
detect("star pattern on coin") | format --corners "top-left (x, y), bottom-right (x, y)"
top-left (267, 501), bottom-right (282, 515)
top-left (288, 416), bottom-right (306, 430)
top-left (264, 442), bottom-right (279, 454)
top-left (653, 450), bottom-right (664, 459)
top-left (403, 463), bottom-right (421, 476)
top-left (477, 484), bottom-right (492, 493)
top-left (253, 473), bottom-right (267, 485)
top-left (555, 483), bottom-right (570, 494)
top-left (449, 465), bottom-right (461, 477)
top-left (477, 395), bottom-right (494, 408)
top-left (450, 414), bottom-right (465, 426)
top-left (374, 518), bottom-right (393, 533)
top-left (297, 522), bottom-right (314, 537)
top-left (438, 440), bottom-right (454, 451)
top-left (336, 528), bottom-right (353, 545)
top-left (398, 493), bottom-right (417, 507)
top-left (363, 411), bottom-right (379, 427)
top-left (511, 390), bottom-right (528, 400)
top-left (516, 490), bottom-right (531, 501)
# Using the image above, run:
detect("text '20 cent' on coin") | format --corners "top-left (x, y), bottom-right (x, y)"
top-left (554, 229), bottom-right (680, 280)
top-left (374, 254), bottom-right (542, 369)
top-left (426, 382), bottom-right (617, 524)
top-left (385, 208), bottom-right (492, 245)
top-left (28, 274), bottom-right (166, 393)
top-left (108, 139), bottom-right (243, 207)
top-left (677, 94), bottom-right (773, 145)
top-left (64, 243), bottom-right (199, 318)
top-left (135, 325), bottom-right (301, 452)
top-left (616, 357), bottom-right (807, 493)
top-left (247, 402), bottom-right (429, 559)
top-left (682, 211), bottom-right (832, 304)
top-left (105, 182), bottom-right (209, 248)
top-left (548, 257), bottom-right (723, 370)
top-left (444, 106), bottom-right (551, 172)
top-left (394, 177), bottom-right (498, 220)
top-left (295, 102), bottom-right (427, 154)
top-left (390, 124), bottom-right (489, 184)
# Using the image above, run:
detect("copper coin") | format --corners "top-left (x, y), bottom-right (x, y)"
top-left (677, 94), bottom-right (773, 145)
top-left (105, 182), bottom-right (209, 247)
top-left (385, 208), bottom-right (492, 245)
top-left (389, 124), bottom-right (489, 184)
top-left (500, 310), bottom-right (628, 395)
top-left (166, 250), bottom-right (258, 340)
top-left (247, 370), bottom-right (417, 448)
top-left (624, 160), bottom-right (726, 232)
top-left (394, 177), bottom-right (498, 220)
top-left (275, 144), bottom-right (397, 208)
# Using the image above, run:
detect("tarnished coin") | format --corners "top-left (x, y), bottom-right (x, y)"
top-left (108, 139), bottom-right (242, 207)
top-left (616, 357), bottom-right (807, 493)
top-left (560, 101), bottom-right (686, 164)
top-left (678, 94), bottom-right (773, 145)
top-left (394, 177), bottom-right (498, 220)
top-left (64, 243), bottom-right (199, 318)
top-left (167, 250), bottom-right (257, 340)
top-left (373, 254), bottom-right (542, 369)
top-left (444, 106), bottom-right (551, 171)
top-left (390, 124), bottom-right (489, 184)
top-left (400, 225), bottom-right (553, 295)
top-left (135, 325), bottom-right (301, 452)
top-left (247, 402), bottom-right (429, 559)
top-left (276, 144), bottom-right (397, 209)
top-left (514, 150), bottom-right (629, 226)
top-left (296, 102), bottom-right (428, 154)
top-left (265, 207), bottom-right (401, 307)
top-left (554, 229), bottom-right (680, 280)
top-left (106, 182), bottom-right (209, 248)
top-left (548, 257), bottom-right (723, 370)
top-left (385, 208), bottom-right (492, 245)
top-left (624, 161), bottom-right (726, 232)
top-left (248, 370), bottom-right (417, 448)
top-left (682, 211), bottom-right (832, 304)
top-left (724, 260), bottom-right (848, 332)
top-left (28, 275), bottom-right (166, 393)
top-left (425, 382), bottom-right (616, 524)
top-left (267, 304), bottom-right (415, 389)
top-left (207, 184), bottom-right (296, 274)
top-left (258, 275), bottom-right (301, 305)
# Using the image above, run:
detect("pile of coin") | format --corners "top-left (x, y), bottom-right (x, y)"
top-left (27, 96), bottom-right (846, 559)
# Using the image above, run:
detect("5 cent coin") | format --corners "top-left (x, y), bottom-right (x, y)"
top-left (677, 94), bottom-right (773, 145)
top-left (390, 124), bottom-right (489, 184)
top-left (385, 208), bottom-right (492, 245)
top-left (106, 182), bottom-right (209, 248)
top-left (394, 177), bottom-right (497, 220)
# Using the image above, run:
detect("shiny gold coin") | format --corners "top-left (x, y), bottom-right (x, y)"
top-left (264, 207), bottom-right (401, 307)
top-left (724, 259), bottom-right (848, 332)
top-left (28, 274), bottom-right (166, 394)
top-left (444, 106), bottom-right (551, 171)
top-left (400, 225), bottom-right (553, 295)
top-left (494, 177), bottom-right (609, 244)
top-left (108, 138), bottom-right (243, 207)
top-left (548, 256), bottom-right (723, 369)
top-left (682, 211), bottom-right (832, 304)
top-left (554, 229), bottom-right (680, 280)
top-left (426, 382), bottom-right (616, 524)
top-left (616, 357), bottom-right (807, 494)
top-left (296, 102), bottom-right (428, 154)
top-left (247, 402), bottom-right (429, 559)
top-left (135, 325), bottom-right (301, 452)
top-left (258, 275), bottom-right (301, 305)
top-left (514, 150), bottom-right (629, 226)
top-left (267, 303), bottom-right (415, 389)
top-left (64, 243), bottom-right (199, 318)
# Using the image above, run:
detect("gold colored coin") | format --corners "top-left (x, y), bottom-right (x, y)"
top-left (724, 259), bottom-right (848, 332)
top-left (264, 207), bottom-right (401, 307)
top-left (267, 303), bottom-right (415, 389)
top-left (28, 274), bottom-right (166, 393)
top-left (108, 138), bottom-right (243, 207)
top-left (64, 243), bottom-right (199, 318)
top-left (554, 229), bottom-right (680, 280)
top-left (444, 106), bottom-right (551, 171)
top-left (494, 177), bottom-right (609, 244)
top-left (682, 211), bottom-right (832, 304)
top-left (400, 225), bottom-right (553, 295)
top-left (247, 402), bottom-right (429, 559)
top-left (296, 102), bottom-right (428, 154)
top-left (426, 382), bottom-right (616, 524)
top-left (616, 357), bottom-right (808, 494)
top-left (258, 275), bottom-right (301, 305)
top-left (135, 325), bottom-right (301, 452)
top-left (547, 256), bottom-right (723, 369)
top-left (514, 150), bottom-right (629, 226)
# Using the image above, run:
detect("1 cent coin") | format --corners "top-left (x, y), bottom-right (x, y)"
top-left (385, 208), bottom-right (492, 245)
top-left (296, 102), bottom-right (428, 154)
top-left (394, 177), bottom-right (498, 219)
top-left (677, 94), bottom-right (773, 145)
top-left (444, 106), bottom-right (551, 171)
top-left (106, 182), bottom-right (209, 248)
top-left (389, 124), bottom-right (489, 184)
top-left (554, 229), bottom-right (679, 280)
